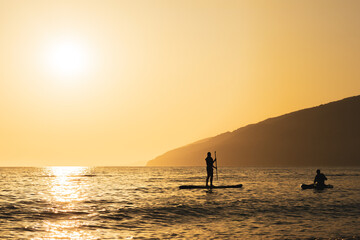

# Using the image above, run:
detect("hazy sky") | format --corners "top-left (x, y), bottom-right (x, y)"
top-left (1, 0), bottom-right (360, 166)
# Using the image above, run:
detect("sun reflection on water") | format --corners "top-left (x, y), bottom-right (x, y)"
top-left (42, 166), bottom-right (94, 239)
top-left (43, 220), bottom-right (95, 240)
top-left (47, 166), bottom-right (88, 203)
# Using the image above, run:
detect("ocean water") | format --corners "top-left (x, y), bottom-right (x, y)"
top-left (0, 167), bottom-right (359, 239)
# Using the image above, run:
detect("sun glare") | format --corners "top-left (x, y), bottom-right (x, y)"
top-left (45, 40), bottom-right (91, 78)
top-left (50, 166), bottom-right (86, 177)
top-left (47, 166), bottom-right (88, 203)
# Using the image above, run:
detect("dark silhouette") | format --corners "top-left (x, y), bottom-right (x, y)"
top-left (301, 169), bottom-right (332, 190)
top-left (179, 184), bottom-right (242, 189)
top-left (314, 169), bottom-right (327, 187)
top-left (205, 152), bottom-right (217, 188)
top-left (147, 95), bottom-right (360, 167)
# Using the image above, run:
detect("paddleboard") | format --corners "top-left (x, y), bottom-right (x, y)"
top-left (179, 184), bottom-right (242, 189)
top-left (301, 184), bottom-right (333, 190)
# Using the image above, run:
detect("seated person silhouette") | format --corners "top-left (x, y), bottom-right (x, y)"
top-left (314, 169), bottom-right (327, 187)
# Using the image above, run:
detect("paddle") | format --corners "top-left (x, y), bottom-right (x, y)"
top-left (215, 151), bottom-right (218, 180)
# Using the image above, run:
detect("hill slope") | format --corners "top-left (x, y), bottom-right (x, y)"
top-left (147, 95), bottom-right (360, 167)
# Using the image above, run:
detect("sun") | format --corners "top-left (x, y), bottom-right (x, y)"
top-left (38, 36), bottom-right (100, 98)
top-left (44, 39), bottom-right (91, 78)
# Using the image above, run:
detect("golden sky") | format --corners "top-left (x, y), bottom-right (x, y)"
top-left (1, 0), bottom-right (360, 166)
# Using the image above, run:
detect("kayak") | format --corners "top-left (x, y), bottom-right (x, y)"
top-left (301, 184), bottom-right (333, 190)
top-left (179, 184), bottom-right (242, 189)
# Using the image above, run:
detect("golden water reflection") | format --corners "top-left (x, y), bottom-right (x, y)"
top-left (47, 166), bottom-right (88, 203)
top-left (43, 220), bottom-right (94, 240)
top-left (43, 166), bottom-right (94, 239)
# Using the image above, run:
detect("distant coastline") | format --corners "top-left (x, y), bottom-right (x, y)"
top-left (147, 95), bottom-right (360, 167)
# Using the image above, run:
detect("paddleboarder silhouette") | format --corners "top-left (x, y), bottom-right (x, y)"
top-left (314, 169), bottom-right (327, 187)
top-left (205, 152), bottom-right (217, 188)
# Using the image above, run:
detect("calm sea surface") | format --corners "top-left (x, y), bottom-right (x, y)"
top-left (0, 167), bottom-right (359, 239)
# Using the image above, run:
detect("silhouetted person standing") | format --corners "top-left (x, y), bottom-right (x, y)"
top-left (314, 169), bottom-right (327, 187)
top-left (205, 152), bottom-right (217, 188)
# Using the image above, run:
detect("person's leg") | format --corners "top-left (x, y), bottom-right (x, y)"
top-left (206, 167), bottom-right (210, 186)
top-left (210, 173), bottom-right (213, 187)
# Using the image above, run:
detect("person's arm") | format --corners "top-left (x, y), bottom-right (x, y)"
top-left (314, 176), bottom-right (317, 184)
top-left (213, 158), bottom-right (217, 169)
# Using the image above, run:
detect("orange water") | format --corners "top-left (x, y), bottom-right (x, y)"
top-left (0, 167), bottom-right (359, 239)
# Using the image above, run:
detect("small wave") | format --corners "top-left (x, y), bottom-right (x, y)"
top-left (16, 199), bottom-right (49, 205)
top-left (147, 177), bottom-right (164, 181)
top-left (12, 226), bottom-right (39, 232)
top-left (83, 199), bottom-right (115, 204)
top-left (0, 204), bottom-right (19, 210)
top-left (100, 213), bottom-right (132, 221)
top-left (309, 236), bottom-right (360, 240)
top-left (0, 215), bottom-right (15, 219)
top-left (327, 173), bottom-right (360, 177)
top-left (83, 224), bottom-right (111, 230)
top-left (101, 204), bottom-right (227, 224)
top-left (39, 174), bottom-right (97, 177)
top-left (25, 210), bottom-right (91, 220)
